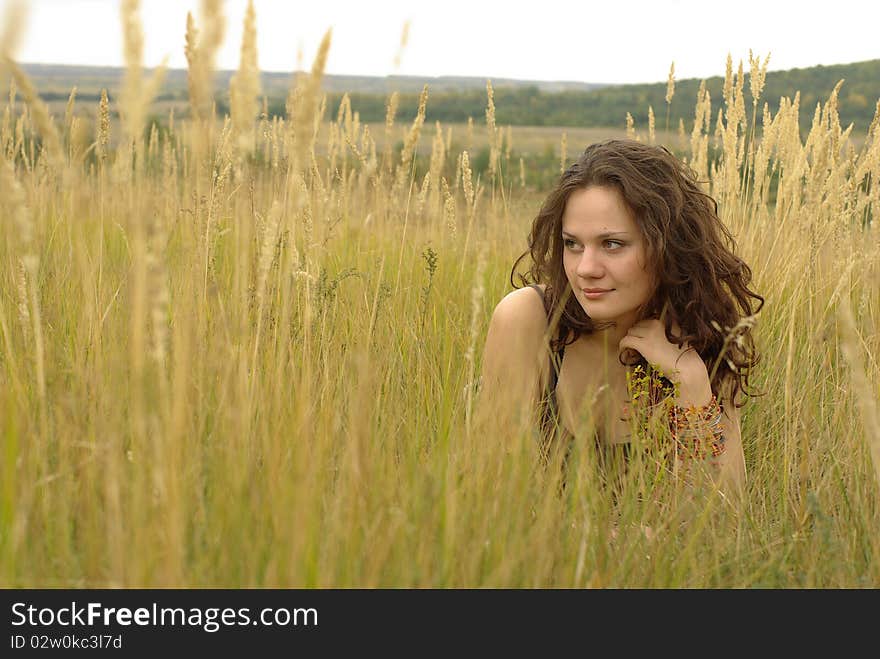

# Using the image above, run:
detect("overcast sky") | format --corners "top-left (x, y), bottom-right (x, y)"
top-left (4, 0), bottom-right (879, 84)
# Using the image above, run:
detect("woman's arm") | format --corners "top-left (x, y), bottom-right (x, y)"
top-left (617, 318), bottom-right (748, 495)
top-left (714, 384), bottom-right (747, 493)
top-left (675, 369), bottom-right (747, 495)
top-left (475, 288), bottom-right (550, 429)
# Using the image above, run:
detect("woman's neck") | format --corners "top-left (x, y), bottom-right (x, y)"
top-left (589, 312), bottom-right (640, 362)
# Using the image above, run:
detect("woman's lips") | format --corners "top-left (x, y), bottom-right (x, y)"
top-left (582, 288), bottom-right (613, 299)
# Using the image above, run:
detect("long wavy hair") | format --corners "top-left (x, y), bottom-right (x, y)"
top-left (510, 139), bottom-right (764, 407)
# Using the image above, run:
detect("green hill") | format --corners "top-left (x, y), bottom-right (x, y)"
top-left (20, 59), bottom-right (880, 135)
top-left (302, 60), bottom-right (879, 137)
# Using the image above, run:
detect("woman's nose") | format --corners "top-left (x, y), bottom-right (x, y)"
top-left (576, 247), bottom-right (604, 279)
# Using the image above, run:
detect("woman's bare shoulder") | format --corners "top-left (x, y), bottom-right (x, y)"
top-left (488, 285), bottom-right (548, 337)
top-left (481, 285), bottom-right (551, 401)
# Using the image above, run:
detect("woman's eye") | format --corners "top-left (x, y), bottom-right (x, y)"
top-left (563, 238), bottom-right (623, 250)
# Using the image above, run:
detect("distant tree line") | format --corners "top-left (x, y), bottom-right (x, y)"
top-left (259, 59), bottom-right (880, 138)
top-left (37, 59), bottom-right (878, 144)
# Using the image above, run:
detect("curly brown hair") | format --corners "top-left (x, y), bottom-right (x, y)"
top-left (510, 139), bottom-right (764, 407)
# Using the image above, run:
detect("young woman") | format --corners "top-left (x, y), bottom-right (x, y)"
top-left (479, 139), bottom-right (763, 491)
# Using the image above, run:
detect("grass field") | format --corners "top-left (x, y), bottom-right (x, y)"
top-left (1, 3), bottom-right (879, 587)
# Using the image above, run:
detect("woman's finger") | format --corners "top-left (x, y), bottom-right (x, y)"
top-left (618, 335), bottom-right (642, 355)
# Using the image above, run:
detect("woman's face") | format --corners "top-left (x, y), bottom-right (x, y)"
top-left (561, 185), bottom-right (655, 328)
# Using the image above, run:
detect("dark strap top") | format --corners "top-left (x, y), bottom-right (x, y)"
top-left (528, 284), bottom-right (632, 468)
top-left (528, 284), bottom-right (566, 441)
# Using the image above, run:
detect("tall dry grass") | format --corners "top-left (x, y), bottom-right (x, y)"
top-left (0, 7), bottom-right (878, 587)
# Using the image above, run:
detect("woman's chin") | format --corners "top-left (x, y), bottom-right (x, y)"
top-left (579, 303), bottom-right (614, 320)
top-left (580, 304), bottom-right (635, 326)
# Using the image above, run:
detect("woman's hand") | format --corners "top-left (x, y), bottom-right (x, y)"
top-left (618, 319), bottom-right (712, 407)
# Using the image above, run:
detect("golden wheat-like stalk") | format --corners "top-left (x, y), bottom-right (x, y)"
top-left (560, 131), bottom-right (567, 173)
top-left (199, 0), bottom-right (227, 75)
top-left (1, 78), bottom-right (15, 158)
top-left (383, 91), bottom-right (399, 172)
top-left (97, 89), bottom-right (110, 162)
top-left (291, 29), bottom-right (332, 171)
top-left (665, 61), bottom-right (675, 105)
top-left (464, 244), bottom-right (488, 432)
top-left (485, 80), bottom-right (497, 179)
top-left (689, 81), bottom-right (711, 182)
top-left (4, 59), bottom-right (62, 165)
top-left (392, 20), bottom-right (410, 69)
top-left (230, 0), bottom-right (260, 156)
top-left (748, 50), bottom-right (771, 108)
top-left (461, 150), bottom-right (474, 212)
top-left (184, 12), bottom-right (202, 119)
top-left (1, 155), bottom-right (33, 272)
top-left (14, 257), bottom-right (29, 342)
top-left (441, 176), bottom-right (455, 236)
top-left (395, 84), bottom-right (427, 193)
top-left (1, 158), bottom-right (45, 403)
top-left (120, 0), bottom-right (144, 144)
top-left (0, 0), bottom-right (27, 61)
top-left (428, 120), bottom-right (446, 210)
top-left (415, 171), bottom-right (430, 218)
top-left (146, 210), bottom-right (169, 370)
top-left (184, 1), bottom-right (224, 126)
top-left (63, 86), bottom-right (77, 133)
top-left (723, 53), bottom-right (733, 111)
top-left (256, 199), bottom-right (283, 313)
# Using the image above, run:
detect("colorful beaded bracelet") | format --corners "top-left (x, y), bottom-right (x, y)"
top-left (668, 394), bottom-right (727, 461)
